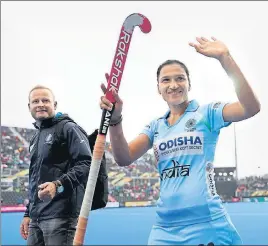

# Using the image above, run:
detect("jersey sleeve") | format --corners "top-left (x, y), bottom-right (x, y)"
top-left (140, 119), bottom-right (157, 148)
top-left (207, 101), bottom-right (232, 132)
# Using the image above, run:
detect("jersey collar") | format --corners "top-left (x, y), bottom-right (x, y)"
top-left (185, 99), bottom-right (200, 112)
top-left (161, 100), bottom-right (200, 119)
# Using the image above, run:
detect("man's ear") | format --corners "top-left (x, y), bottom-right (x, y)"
top-left (28, 103), bottom-right (30, 111)
top-left (54, 101), bottom-right (57, 110)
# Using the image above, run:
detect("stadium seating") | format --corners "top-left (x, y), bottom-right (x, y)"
top-left (1, 125), bottom-right (268, 206)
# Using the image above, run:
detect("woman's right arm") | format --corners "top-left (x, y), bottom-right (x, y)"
top-left (99, 82), bottom-right (151, 166)
top-left (109, 122), bottom-right (151, 166)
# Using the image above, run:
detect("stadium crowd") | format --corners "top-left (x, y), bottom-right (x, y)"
top-left (236, 176), bottom-right (268, 198)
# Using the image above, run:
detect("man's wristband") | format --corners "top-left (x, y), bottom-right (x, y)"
top-left (110, 115), bottom-right (122, 127)
top-left (52, 180), bottom-right (64, 194)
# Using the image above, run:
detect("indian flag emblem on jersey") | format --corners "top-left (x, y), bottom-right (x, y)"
top-left (185, 118), bottom-right (197, 131)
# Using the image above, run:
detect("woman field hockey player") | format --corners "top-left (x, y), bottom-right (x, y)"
top-left (99, 36), bottom-right (260, 245)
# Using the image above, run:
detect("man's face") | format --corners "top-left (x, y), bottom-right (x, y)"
top-left (28, 88), bottom-right (56, 120)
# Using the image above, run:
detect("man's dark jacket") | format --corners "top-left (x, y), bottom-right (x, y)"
top-left (24, 113), bottom-right (92, 221)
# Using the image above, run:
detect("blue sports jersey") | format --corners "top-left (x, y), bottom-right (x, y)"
top-left (141, 100), bottom-right (231, 226)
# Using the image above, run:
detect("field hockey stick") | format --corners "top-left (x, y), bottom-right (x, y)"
top-left (73, 13), bottom-right (151, 245)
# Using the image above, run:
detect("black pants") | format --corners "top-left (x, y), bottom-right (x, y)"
top-left (27, 217), bottom-right (77, 246)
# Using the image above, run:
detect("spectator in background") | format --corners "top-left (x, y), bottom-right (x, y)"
top-left (20, 85), bottom-right (92, 245)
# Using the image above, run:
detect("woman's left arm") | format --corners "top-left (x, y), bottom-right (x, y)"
top-left (219, 52), bottom-right (261, 122)
top-left (189, 36), bottom-right (261, 122)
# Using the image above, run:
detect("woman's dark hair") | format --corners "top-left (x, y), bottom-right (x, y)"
top-left (156, 60), bottom-right (191, 89)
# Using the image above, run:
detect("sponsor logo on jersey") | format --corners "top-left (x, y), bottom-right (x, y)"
top-left (153, 144), bottom-right (159, 162)
top-left (160, 160), bottom-right (190, 181)
top-left (145, 124), bottom-right (150, 129)
top-left (206, 162), bottom-right (217, 197)
top-left (213, 102), bottom-right (221, 109)
top-left (155, 132), bottom-right (204, 158)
